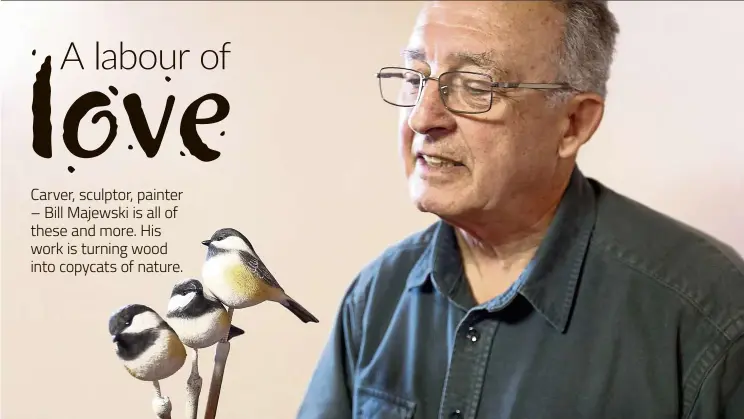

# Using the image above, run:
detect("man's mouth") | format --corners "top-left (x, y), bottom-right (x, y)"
top-left (418, 154), bottom-right (463, 168)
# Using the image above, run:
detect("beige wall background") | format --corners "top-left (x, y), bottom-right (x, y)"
top-left (1, 1), bottom-right (742, 418)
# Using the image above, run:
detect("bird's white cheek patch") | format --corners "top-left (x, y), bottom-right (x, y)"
top-left (168, 292), bottom-right (196, 312)
top-left (125, 311), bottom-right (162, 334)
top-left (213, 236), bottom-right (255, 256)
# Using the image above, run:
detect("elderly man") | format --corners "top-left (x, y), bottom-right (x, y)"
top-left (298, 1), bottom-right (744, 418)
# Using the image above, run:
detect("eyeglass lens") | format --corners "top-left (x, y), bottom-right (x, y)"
top-left (378, 68), bottom-right (494, 113)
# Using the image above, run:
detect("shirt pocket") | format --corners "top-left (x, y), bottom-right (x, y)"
top-left (355, 386), bottom-right (416, 419)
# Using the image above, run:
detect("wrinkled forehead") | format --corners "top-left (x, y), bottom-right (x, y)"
top-left (407, 1), bottom-right (564, 79)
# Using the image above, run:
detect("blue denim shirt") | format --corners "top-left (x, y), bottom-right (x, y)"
top-left (297, 168), bottom-right (744, 419)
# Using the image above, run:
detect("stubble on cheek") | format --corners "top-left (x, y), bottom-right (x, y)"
top-left (398, 110), bottom-right (416, 177)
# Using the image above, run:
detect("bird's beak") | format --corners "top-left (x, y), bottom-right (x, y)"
top-left (112, 333), bottom-right (121, 343)
top-left (201, 240), bottom-right (211, 246)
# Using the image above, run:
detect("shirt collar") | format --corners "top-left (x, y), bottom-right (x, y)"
top-left (406, 167), bottom-right (598, 333)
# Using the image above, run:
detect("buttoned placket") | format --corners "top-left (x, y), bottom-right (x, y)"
top-left (438, 308), bottom-right (500, 419)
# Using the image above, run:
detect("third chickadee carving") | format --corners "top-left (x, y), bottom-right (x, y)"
top-left (109, 303), bottom-right (186, 381)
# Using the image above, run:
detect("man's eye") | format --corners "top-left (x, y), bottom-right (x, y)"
top-left (464, 81), bottom-right (491, 94)
top-left (404, 78), bottom-right (421, 87)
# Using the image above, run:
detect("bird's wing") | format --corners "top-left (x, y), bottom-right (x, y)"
top-left (238, 250), bottom-right (283, 290)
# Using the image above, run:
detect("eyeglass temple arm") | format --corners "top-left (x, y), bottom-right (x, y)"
top-left (493, 82), bottom-right (570, 89)
top-left (375, 72), bottom-right (570, 89)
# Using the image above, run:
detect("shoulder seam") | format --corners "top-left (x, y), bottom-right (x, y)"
top-left (594, 236), bottom-right (733, 339)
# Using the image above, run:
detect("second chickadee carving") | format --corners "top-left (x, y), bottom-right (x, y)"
top-left (200, 227), bottom-right (319, 323)
top-left (109, 303), bottom-right (187, 381)
top-left (165, 278), bottom-right (245, 347)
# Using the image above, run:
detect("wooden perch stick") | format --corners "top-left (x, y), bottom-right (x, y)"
top-left (151, 380), bottom-right (172, 419)
top-left (203, 307), bottom-right (234, 419)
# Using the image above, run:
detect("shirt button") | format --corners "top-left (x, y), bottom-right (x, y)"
top-left (465, 326), bottom-right (479, 342)
top-left (450, 409), bottom-right (463, 419)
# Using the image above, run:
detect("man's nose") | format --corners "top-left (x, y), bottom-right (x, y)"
top-left (407, 79), bottom-right (455, 135)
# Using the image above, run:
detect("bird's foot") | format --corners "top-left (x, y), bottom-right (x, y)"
top-left (152, 394), bottom-right (172, 419)
top-left (187, 369), bottom-right (203, 392)
top-left (187, 370), bottom-right (203, 392)
top-left (185, 349), bottom-right (202, 419)
top-left (186, 374), bottom-right (202, 419)
top-left (188, 350), bottom-right (202, 386)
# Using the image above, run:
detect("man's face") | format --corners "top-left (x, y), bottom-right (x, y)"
top-left (399, 1), bottom-right (571, 220)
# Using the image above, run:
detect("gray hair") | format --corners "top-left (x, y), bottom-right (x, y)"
top-left (551, 0), bottom-right (620, 100)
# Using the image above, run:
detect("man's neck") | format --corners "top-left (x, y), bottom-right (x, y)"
top-left (453, 201), bottom-right (559, 269)
top-left (446, 173), bottom-right (572, 303)
top-left (451, 167), bottom-right (574, 266)
top-left (448, 204), bottom-right (559, 304)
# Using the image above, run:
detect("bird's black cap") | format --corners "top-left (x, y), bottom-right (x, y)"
top-left (108, 303), bottom-right (155, 336)
top-left (171, 278), bottom-right (203, 297)
top-left (203, 227), bottom-right (254, 250)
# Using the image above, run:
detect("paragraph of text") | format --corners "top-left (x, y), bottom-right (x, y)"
top-left (29, 188), bottom-right (185, 276)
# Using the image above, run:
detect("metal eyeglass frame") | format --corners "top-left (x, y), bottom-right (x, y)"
top-left (375, 66), bottom-right (573, 114)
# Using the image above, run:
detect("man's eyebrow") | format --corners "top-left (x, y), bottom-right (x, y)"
top-left (451, 50), bottom-right (511, 78)
top-left (400, 48), bottom-right (508, 77)
top-left (451, 50), bottom-right (498, 69)
top-left (401, 48), bottom-right (426, 62)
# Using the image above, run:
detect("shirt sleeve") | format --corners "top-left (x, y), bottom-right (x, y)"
top-left (687, 333), bottom-right (744, 419)
top-left (296, 277), bottom-right (365, 419)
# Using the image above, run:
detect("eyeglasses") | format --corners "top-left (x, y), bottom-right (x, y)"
top-left (375, 66), bottom-right (572, 114)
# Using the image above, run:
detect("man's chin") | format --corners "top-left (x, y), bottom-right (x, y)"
top-left (409, 188), bottom-right (462, 218)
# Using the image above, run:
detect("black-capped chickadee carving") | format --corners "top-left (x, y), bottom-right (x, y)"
top-left (165, 278), bottom-right (245, 349)
top-left (165, 278), bottom-right (244, 419)
top-left (109, 303), bottom-right (187, 381)
top-left (200, 228), bottom-right (319, 323)
top-left (108, 303), bottom-right (186, 418)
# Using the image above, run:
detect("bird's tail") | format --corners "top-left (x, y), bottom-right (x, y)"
top-left (227, 325), bottom-right (245, 341)
top-left (280, 297), bottom-right (319, 323)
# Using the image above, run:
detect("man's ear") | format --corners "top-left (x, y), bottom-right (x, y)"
top-left (558, 92), bottom-right (605, 159)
